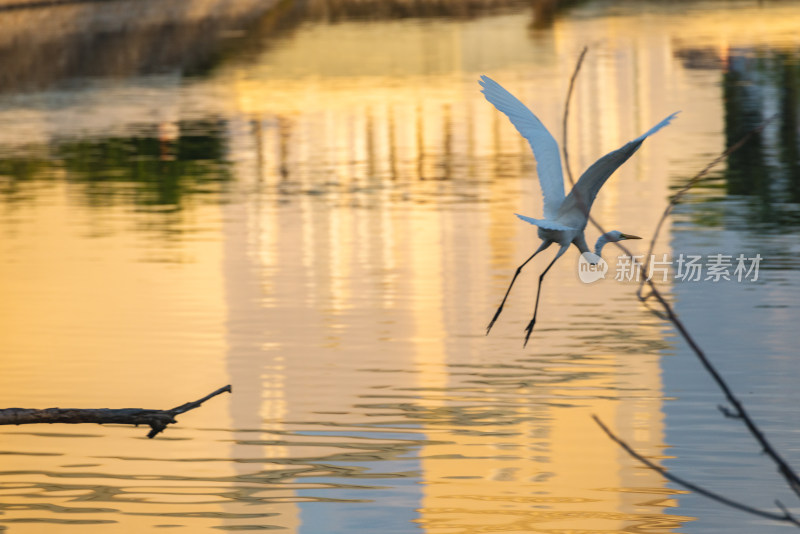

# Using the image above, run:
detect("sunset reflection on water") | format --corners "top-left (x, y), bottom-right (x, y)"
top-left (0, 1), bottom-right (799, 532)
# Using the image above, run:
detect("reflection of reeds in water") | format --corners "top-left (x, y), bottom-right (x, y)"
top-left (666, 46), bottom-right (800, 228)
top-left (724, 49), bottom-right (800, 205)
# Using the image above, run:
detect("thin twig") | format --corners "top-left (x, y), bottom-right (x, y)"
top-left (169, 385), bottom-right (233, 417)
top-left (601, 128), bottom-right (800, 501)
top-left (602, 231), bottom-right (800, 501)
top-left (562, 46), bottom-right (588, 188)
top-left (559, 47), bottom-right (603, 246)
top-left (638, 277), bottom-right (800, 498)
top-left (150, 384), bottom-right (233, 438)
top-left (593, 415), bottom-right (800, 527)
top-left (615, 112), bottom-right (800, 498)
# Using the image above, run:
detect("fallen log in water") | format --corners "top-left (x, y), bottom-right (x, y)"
top-left (0, 385), bottom-right (232, 438)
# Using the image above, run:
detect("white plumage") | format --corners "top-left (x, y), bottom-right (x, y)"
top-left (480, 75), bottom-right (678, 345)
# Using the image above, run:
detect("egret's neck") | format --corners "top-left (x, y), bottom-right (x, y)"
top-left (594, 234), bottom-right (611, 257)
top-left (572, 233), bottom-right (590, 255)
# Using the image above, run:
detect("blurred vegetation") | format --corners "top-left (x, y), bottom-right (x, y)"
top-left (723, 48), bottom-right (800, 227)
top-left (303, 0), bottom-right (531, 21)
top-left (0, 120), bottom-right (231, 209)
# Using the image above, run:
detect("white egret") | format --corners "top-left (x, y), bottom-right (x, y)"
top-left (480, 75), bottom-right (678, 345)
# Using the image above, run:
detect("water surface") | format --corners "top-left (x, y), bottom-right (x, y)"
top-left (0, 1), bottom-right (799, 532)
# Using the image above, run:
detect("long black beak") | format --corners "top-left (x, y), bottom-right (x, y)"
top-left (620, 233), bottom-right (642, 240)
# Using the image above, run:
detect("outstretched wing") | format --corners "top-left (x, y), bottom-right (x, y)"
top-left (515, 213), bottom-right (575, 232)
top-left (480, 75), bottom-right (565, 220)
top-left (561, 111), bottom-right (679, 216)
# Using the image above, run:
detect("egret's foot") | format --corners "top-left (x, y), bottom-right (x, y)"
top-left (486, 306), bottom-right (503, 336)
top-left (522, 318), bottom-right (536, 347)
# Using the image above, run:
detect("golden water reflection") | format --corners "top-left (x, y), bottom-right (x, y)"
top-left (1, 1), bottom-right (799, 532)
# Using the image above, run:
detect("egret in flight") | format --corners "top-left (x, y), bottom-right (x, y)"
top-left (480, 75), bottom-right (678, 346)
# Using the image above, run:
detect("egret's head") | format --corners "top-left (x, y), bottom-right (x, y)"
top-left (605, 230), bottom-right (642, 243)
top-left (594, 231), bottom-right (642, 257)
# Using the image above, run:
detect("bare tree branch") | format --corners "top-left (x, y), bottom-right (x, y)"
top-left (593, 415), bottom-right (800, 527)
top-left (0, 385), bottom-right (232, 439)
top-left (634, 275), bottom-right (800, 499)
top-left (559, 48), bottom-right (800, 522)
